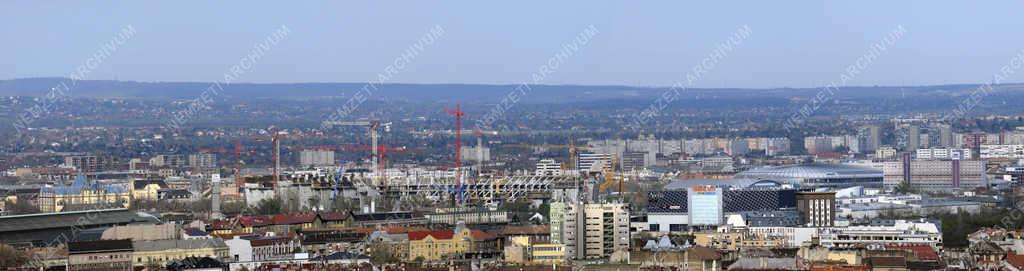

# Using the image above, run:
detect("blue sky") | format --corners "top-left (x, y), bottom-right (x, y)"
top-left (2, 1), bottom-right (1023, 88)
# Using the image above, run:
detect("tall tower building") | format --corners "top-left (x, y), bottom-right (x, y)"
top-left (864, 125), bottom-right (882, 152)
top-left (561, 203), bottom-right (630, 260)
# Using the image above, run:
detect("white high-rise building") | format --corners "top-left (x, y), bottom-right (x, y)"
top-left (915, 148), bottom-right (971, 160)
top-left (980, 145), bottom-right (1024, 159)
top-left (763, 138), bottom-right (791, 156)
top-left (299, 149), bottom-right (335, 167)
top-left (561, 203), bottom-right (630, 260)
top-left (189, 153), bottom-right (217, 168)
top-left (535, 159), bottom-right (564, 176)
top-left (576, 153), bottom-right (612, 174)
top-left (460, 146), bottom-right (491, 162)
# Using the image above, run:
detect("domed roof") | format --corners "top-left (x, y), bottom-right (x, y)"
top-left (736, 163), bottom-right (882, 180)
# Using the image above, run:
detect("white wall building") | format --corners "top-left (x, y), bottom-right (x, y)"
top-left (915, 148), bottom-right (971, 160)
top-left (299, 149), bottom-right (335, 167)
top-left (981, 145), bottom-right (1024, 159)
top-left (535, 159), bottom-right (564, 176)
top-left (818, 220), bottom-right (942, 249)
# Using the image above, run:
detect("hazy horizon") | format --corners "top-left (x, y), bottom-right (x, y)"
top-left (4, 1), bottom-right (1024, 89)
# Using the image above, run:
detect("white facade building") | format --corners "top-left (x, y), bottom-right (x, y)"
top-left (980, 145), bottom-right (1024, 159)
top-left (818, 220), bottom-right (942, 249)
top-left (915, 148), bottom-right (971, 160)
top-left (535, 159), bottom-right (564, 176)
top-left (299, 149), bottom-right (335, 167)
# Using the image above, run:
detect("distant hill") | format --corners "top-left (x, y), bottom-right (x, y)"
top-left (1, 77), bottom-right (1021, 103)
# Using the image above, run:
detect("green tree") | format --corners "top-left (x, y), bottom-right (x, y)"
top-left (0, 244), bottom-right (28, 269)
top-left (252, 197), bottom-right (282, 215)
top-left (893, 181), bottom-right (913, 194)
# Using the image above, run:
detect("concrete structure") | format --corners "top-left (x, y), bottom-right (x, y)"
top-left (298, 149), bottom-right (335, 167)
top-left (819, 220), bottom-right (942, 249)
top-left (150, 154), bottom-right (188, 168)
top-left (862, 125), bottom-right (882, 152)
top-left (797, 192), bottom-right (835, 227)
top-left (67, 239), bottom-right (134, 271)
top-left (577, 153), bottom-right (613, 174)
top-left (804, 136), bottom-right (835, 154)
top-left (534, 159), bottom-right (563, 176)
top-left (726, 139), bottom-right (750, 156)
top-left (460, 146), bottom-right (491, 163)
top-left (132, 239), bottom-right (229, 269)
top-left (700, 156), bottom-right (734, 172)
top-left (64, 155), bottom-right (121, 172)
top-left (883, 158), bottom-right (987, 191)
top-left (735, 163), bottom-right (882, 188)
top-left (562, 203), bottom-right (630, 260)
top-left (189, 153), bottom-right (217, 169)
top-left (425, 207), bottom-right (508, 225)
top-left (916, 148), bottom-right (971, 160)
top-left (621, 151), bottom-right (647, 171)
top-left (101, 223), bottom-right (180, 241)
top-left (980, 144), bottom-right (1024, 159)
top-left (764, 137), bottom-right (792, 156)
top-left (876, 146), bottom-right (898, 160)
top-left (224, 235), bottom-right (298, 263)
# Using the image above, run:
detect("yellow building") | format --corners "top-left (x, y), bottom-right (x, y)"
top-left (39, 176), bottom-right (130, 213)
top-left (693, 230), bottom-right (786, 251)
top-left (531, 244), bottom-right (566, 265)
top-left (407, 227), bottom-right (493, 262)
top-left (504, 235), bottom-right (566, 265)
top-left (131, 179), bottom-right (167, 201)
top-left (132, 239), bottom-right (229, 269)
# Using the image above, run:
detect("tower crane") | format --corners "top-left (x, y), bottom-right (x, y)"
top-left (252, 129), bottom-right (285, 191)
top-left (320, 120), bottom-right (392, 181)
top-left (444, 105), bottom-right (465, 207)
top-left (597, 154), bottom-right (623, 197)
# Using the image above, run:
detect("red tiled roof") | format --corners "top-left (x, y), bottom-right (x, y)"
top-left (868, 256), bottom-right (907, 268)
top-left (409, 230), bottom-right (455, 241)
top-left (208, 220), bottom-right (235, 230)
top-left (272, 213), bottom-right (317, 225)
top-left (886, 245), bottom-right (939, 262)
top-left (1008, 253), bottom-right (1024, 268)
top-left (238, 215), bottom-right (272, 227)
top-left (408, 229), bottom-right (493, 241)
top-left (470, 229), bottom-right (493, 240)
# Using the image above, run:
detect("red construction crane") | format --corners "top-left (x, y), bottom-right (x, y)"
top-left (444, 105), bottom-right (465, 206)
top-left (252, 128), bottom-right (285, 191)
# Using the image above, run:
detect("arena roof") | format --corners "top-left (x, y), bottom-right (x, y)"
top-left (735, 163), bottom-right (882, 180)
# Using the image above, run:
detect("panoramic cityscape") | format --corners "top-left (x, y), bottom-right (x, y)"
top-left (3, 1), bottom-right (1024, 271)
